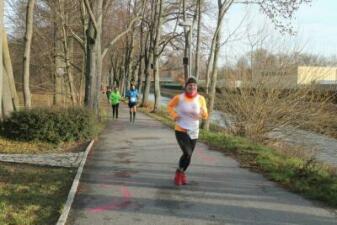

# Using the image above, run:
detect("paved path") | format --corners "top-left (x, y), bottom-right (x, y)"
top-left (66, 104), bottom-right (337, 225)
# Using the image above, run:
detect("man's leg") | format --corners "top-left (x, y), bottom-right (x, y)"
top-left (112, 105), bottom-right (116, 119)
top-left (132, 106), bottom-right (136, 123)
top-left (115, 103), bottom-right (119, 119)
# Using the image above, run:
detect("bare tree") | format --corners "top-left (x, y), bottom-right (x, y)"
top-left (203, 0), bottom-right (234, 130)
top-left (57, 0), bottom-right (77, 105)
top-left (202, 0), bottom-right (312, 130)
top-left (22, 0), bottom-right (36, 109)
top-left (140, 25), bottom-right (153, 107)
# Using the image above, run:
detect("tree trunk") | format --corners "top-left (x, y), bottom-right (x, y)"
top-left (107, 65), bottom-right (114, 87)
top-left (22, 0), bottom-right (35, 109)
top-left (153, 56), bottom-right (161, 111)
top-left (194, 0), bottom-right (202, 81)
top-left (205, 36), bottom-right (215, 94)
top-left (152, 0), bottom-right (162, 112)
top-left (203, 32), bottom-right (220, 130)
top-left (54, 0), bottom-right (65, 106)
top-left (3, 32), bottom-right (19, 111)
top-left (136, 18), bottom-right (144, 93)
top-left (137, 56), bottom-right (143, 94)
top-left (0, 0), bottom-right (3, 119)
top-left (132, 62), bottom-right (138, 84)
top-left (58, 0), bottom-right (77, 105)
top-left (141, 47), bottom-right (152, 107)
top-left (127, 34), bottom-right (135, 83)
top-left (93, 0), bottom-right (103, 115)
top-left (79, 1), bottom-right (88, 105)
top-left (67, 36), bottom-right (77, 104)
top-left (2, 68), bottom-right (14, 116)
top-left (84, 20), bottom-right (97, 109)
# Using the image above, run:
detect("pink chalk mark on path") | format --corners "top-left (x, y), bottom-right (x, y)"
top-left (88, 186), bottom-right (132, 213)
top-left (98, 183), bottom-right (110, 189)
top-left (101, 174), bottom-right (115, 180)
top-left (195, 148), bottom-right (217, 164)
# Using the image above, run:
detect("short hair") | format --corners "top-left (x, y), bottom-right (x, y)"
top-left (185, 77), bottom-right (197, 87)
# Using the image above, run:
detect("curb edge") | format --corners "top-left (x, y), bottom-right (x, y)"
top-left (55, 139), bottom-right (95, 225)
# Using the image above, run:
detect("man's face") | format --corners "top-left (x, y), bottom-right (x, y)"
top-left (185, 83), bottom-right (197, 93)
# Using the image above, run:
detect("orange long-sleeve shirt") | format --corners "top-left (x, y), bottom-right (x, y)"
top-left (167, 94), bottom-right (208, 132)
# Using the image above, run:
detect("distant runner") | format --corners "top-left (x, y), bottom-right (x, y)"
top-left (109, 85), bottom-right (121, 119)
top-left (126, 83), bottom-right (139, 124)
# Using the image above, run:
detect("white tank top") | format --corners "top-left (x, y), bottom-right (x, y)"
top-left (176, 94), bottom-right (200, 130)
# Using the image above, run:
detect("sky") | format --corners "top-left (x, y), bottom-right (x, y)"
top-left (295, 0), bottom-right (337, 56)
top-left (218, 0), bottom-right (337, 63)
top-left (5, 0), bottom-right (336, 64)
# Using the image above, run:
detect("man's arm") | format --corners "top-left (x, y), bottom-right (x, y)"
top-left (167, 95), bottom-right (180, 120)
top-left (200, 96), bottom-right (208, 120)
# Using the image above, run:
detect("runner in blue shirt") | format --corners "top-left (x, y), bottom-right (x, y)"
top-left (126, 83), bottom-right (139, 123)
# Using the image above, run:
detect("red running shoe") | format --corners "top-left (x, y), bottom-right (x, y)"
top-left (181, 172), bottom-right (187, 185)
top-left (174, 170), bottom-right (183, 186)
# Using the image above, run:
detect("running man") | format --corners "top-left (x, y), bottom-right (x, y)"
top-left (167, 77), bottom-right (208, 185)
top-left (109, 85), bottom-right (121, 119)
top-left (126, 83), bottom-right (139, 123)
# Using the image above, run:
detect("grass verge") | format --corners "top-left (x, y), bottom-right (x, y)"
top-left (0, 137), bottom-right (92, 154)
top-left (139, 105), bottom-right (337, 208)
top-left (0, 163), bottom-right (76, 225)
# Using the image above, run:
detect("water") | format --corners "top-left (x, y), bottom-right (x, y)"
top-left (149, 94), bottom-right (234, 128)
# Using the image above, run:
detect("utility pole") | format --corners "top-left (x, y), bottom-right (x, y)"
top-left (179, 21), bottom-right (193, 82)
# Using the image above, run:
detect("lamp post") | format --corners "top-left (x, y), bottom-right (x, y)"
top-left (179, 21), bottom-right (193, 82)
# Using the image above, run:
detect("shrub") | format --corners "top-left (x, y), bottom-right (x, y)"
top-left (1, 107), bottom-right (97, 143)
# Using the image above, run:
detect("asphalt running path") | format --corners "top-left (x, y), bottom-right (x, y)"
top-left (66, 103), bottom-right (337, 225)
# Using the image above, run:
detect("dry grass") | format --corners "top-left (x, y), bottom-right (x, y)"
top-left (296, 103), bottom-right (337, 139)
top-left (0, 137), bottom-right (89, 154)
top-left (17, 91), bottom-right (75, 109)
top-left (0, 137), bottom-right (54, 154)
top-left (265, 139), bottom-right (317, 160)
top-left (217, 77), bottom-right (336, 141)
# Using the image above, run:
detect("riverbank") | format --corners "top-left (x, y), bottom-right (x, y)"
top-left (139, 105), bottom-right (337, 208)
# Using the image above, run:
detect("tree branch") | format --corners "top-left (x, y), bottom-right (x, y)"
top-left (101, 16), bottom-right (141, 59)
top-left (83, 0), bottom-right (98, 33)
top-left (67, 26), bottom-right (85, 50)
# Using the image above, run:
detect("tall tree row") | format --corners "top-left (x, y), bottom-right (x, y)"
top-left (3, 0), bottom-right (312, 121)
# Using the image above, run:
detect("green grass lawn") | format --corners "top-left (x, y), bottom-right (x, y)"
top-left (0, 163), bottom-right (76, 225)
top-left (140, 106), bottom-right (337, 208)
